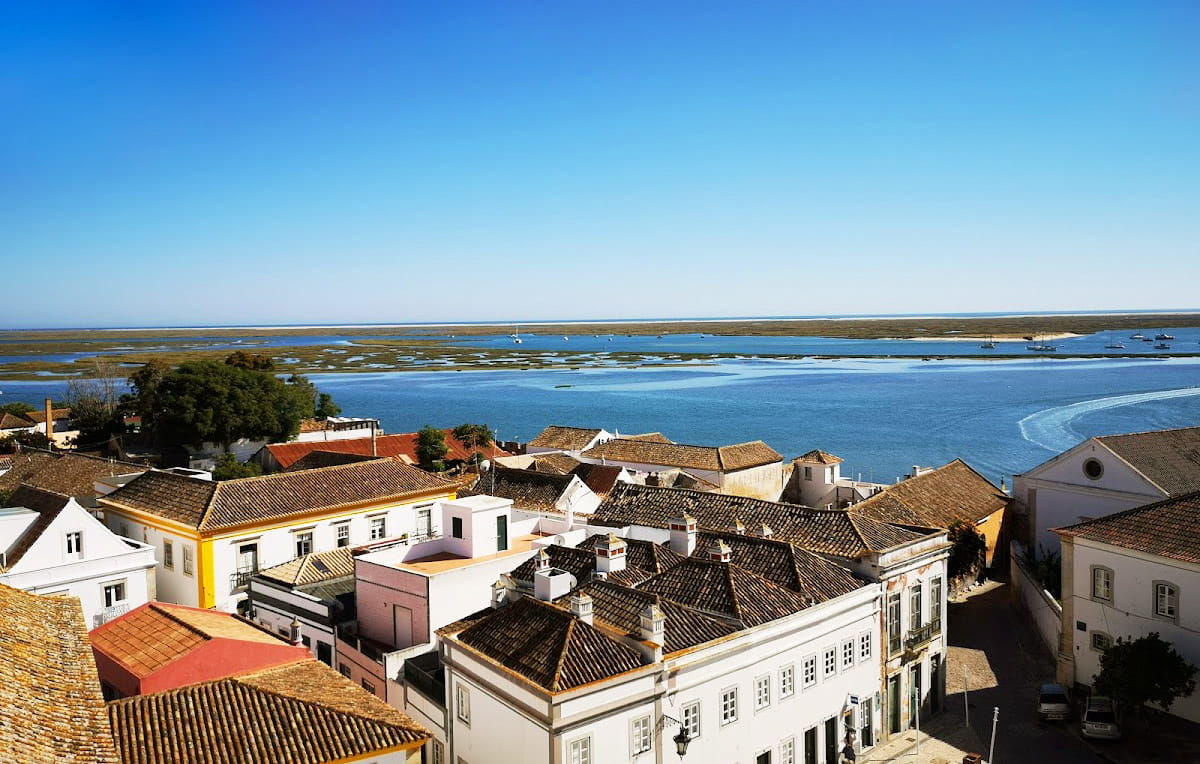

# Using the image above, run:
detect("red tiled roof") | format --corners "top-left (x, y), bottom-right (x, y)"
top-left (528, 426), bottom-right (604, 451)
top-left (849, 459), bottom-right (1009, 528)
top-left (0, 412), bottom-right (35, 430)
top-left (795, 449), bottom-right (844, 465)
top-left (1095, 426), bottom-right (1200, 496)
top-left (1055, 491), bottom-right (1200, 565)
top-left (22, 407), bottom-right (72, 424)
top-left (262, 429), bottom-right (510, 470)
top-left (582, 439), bottom-right (782, 472)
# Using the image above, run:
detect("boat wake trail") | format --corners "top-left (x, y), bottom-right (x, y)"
top-left (1018, 387), bottom-right (1200, 453)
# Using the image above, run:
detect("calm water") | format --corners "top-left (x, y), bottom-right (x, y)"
top-left (7, 356), bottom-right (1199, 484)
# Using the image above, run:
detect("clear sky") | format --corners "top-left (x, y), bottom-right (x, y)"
top-left (2, 2), bottom-right (1198, 328)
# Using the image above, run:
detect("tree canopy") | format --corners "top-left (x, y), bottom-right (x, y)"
top-left (0, 401), bottom-right (37, 417)
top-left (452, 423), bottom-right (495, 465)
top-left (416, 425), bottom-right (448, 470)
top-left (212, 452), bottom-right (264, 481)
top-left (1094, 632), bottom-right (1198, 715)
top-left (224, 350), bottom-right (275, 371)
top-left (947, 519), bottom-right (988, 581)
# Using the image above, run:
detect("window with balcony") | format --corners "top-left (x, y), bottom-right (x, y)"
top-left (930, 577), bottom-right (943, 634)
top-left (720, 686), bottom-right (738, 725)
top-left (1091, 566), bottom-right (1113, 603)
top-left (909, 582), bottom-right (923, 633)
top-left (887, 592), bottom-right (901, 654)
top-left (1154, 581), bottom-right (1179, 622)
top-left (631, 715), bottom-right (652, 755)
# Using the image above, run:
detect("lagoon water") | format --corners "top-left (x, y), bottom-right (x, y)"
top-left (6, 356), bottom-right (1199, 484)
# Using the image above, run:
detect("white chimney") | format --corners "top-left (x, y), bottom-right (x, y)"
top-left (637, 603), bottom-right (665, 664)
top-left (594, 534), bottom-right (627, 574)
top-left (730, 517), bottom-right (746, 535)
top-left (534, 567), bottom-right (577, 601)
top-left (534, 548), bottom-right (551, 572)
top-left (668, 514), bottom-right (697, 556)
top-left (911, 465), bottom-right (920, 480)
top-left (755, 522), bottom-right (773, 539)
top-left (289, 617), bottom-right (302, 646)
top-left (569, 592), bottom-right (593, 625)
top-left (707, 540), bottom-right (731, 563)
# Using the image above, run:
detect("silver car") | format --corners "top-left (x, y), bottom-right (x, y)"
top-left (1037, 683), bottom-right (1071, 722)
top-left (1081, 696), bottom-right (1122, 740)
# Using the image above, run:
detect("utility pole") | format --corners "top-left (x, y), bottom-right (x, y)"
top-left (964, 674), bottom-right (969, 727)
top-left (988, 706), bottom-right (999, 763)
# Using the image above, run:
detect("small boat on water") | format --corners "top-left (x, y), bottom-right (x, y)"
top-left (1104, 332), bottom-right (1124, 349)
top-left (1143, 337), bottom-right (1154, 343)
top-left (1026, 333), bottom-right (1057, 352)
top-left (511, 326), bottom-right (522, 344)
top-left (979, 335), bottom-right (996, 349)
top-left (1155, 332), bottom-right (1175, 340)
top-left (1155, 342), bottom-right (1171, 350)
top-left (1130, 331), bottom-right (1145, 339)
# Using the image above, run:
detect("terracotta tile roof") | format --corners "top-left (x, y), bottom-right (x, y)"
top-left (0, 487), bottom-right (72, 572)
top-left (262, 429), bottom-right (509, 470)
top-left (107, 660), bottom-right (430, 764)
top-left (530, 452), bottom-right (583, 475)
top-left (0, 583), bottom-right (119, 763)
top-left (90, 602), bottom-right (295, 678)
top-left (22, 453), bottom-right (147, 501)
top-left (0, 411), bottom-right (35, 430)
top-left (795, 449), bottom-right (844, 464)
top-left (462, 467), bottom-right (571, 513)
top-left (456, 596), bottom-right (643, 692)
top-left (256, 546), bottom-right (357, 587)
top-left (554, 580), bottom-right (736, 654)
top-left (582, 439), bottom-right (782, 472)
top-left (1055, 491), bottom-right (1200, 565)
top-left (693, 531), bottom-right (864, 601)
top-left (1095, 426), bottom-right (1200, 496)
top-left (620, 432), bottom-right (673, 443)
top-left (849, 459), bottom-right (1009, 528)
top-left (508, 545), bottom-right (599, 584)
top-left (571, 463), bottom-right (625, 497)
top-left (638, 557), bottom-right (813, 627)
top-left (579, 533), bottom-right (688, 575)
top-left (528, 425), bottom-right (604, 451)
top-left (298, 418), bottom-right (328, 433)
top-left (592, 483), bottom-right (923, 558)
top-left (508, 534), bottom-right (684, 585)
top-left (283, 449), bottom-right (380, 471)
top-left (101, 459), bottom-right (453, 532)
top-left (22, 407), bottom-right (72, 424)
top-left (0, 450), bottom-right (58, 496)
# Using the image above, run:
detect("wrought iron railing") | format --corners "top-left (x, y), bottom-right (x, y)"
top-left (230, 568), bottom-right (257, 590)
top-left (905, 622), bottom-right (935, 652)
top-left (404, 660), bottom-right (446, 706)
top-left (94, 602), bottom-right (130, 628)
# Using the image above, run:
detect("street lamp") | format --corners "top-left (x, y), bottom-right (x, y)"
top-left (656, 715), bottom-right (691, 759)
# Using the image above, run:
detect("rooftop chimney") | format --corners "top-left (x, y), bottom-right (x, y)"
top-left (371, 427), bottom-right (378, 457)
top-left (289, 617), bottom-right (302, 646)
top-left (755, 522), bottom-right (774, 539)
top-left (707, 540), bottom-right (732, 563)
top-left (569, 592), bottom-right (593, 625)
top-left (668, 514), bottom-right (697, 556)
top-left (637, 603), bottom-right (665, 664)
top-left (535, 548), bottom-right (551, 572)
top-left (534, 567), bottom-right (576, 601)
top-left (730, 517), bottom-right (746, 535)
top-left (910, 465), bottom-right (920, 480)
top-left (44, 398), bottom-right (54, 448)
top-left (594, 533), bottom-right (627, 574)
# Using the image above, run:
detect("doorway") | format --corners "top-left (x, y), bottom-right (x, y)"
top-left (860, 697), bottom-right (873, 747)
top-left (888, 675), bottom-right (901, 734)
top-left (392, 604), bottom-right (414, 647)
top-left (910, 664), bottom-right (923, 727)
top-left (930, 654), bottom-right (942, 714)
top-left (803, 727), bottom-right (818, 764)
top-left (824, 717), bottom-right (837, 764)
top-left (415, 507), bottom-right (431, 538)
top-left (316, 641), bottom-right (332, 665)
top-left (496, 515), bottom-right (508, 551)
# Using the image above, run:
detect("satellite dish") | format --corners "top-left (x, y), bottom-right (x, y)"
top-left (479, 459), bottom-right (491, 472)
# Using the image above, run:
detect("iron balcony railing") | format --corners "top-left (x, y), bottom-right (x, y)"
top-left (905, 622), bottom-right (936, 652)
top-left (404, 660), bottom-right (446, 707)
top-left (94, 602), bottom-right (130, 628)
top-left (230, 568), bottom-right (258, 590)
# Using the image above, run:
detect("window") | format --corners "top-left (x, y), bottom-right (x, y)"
top-left (1091, 566), bottom-right (1113, 602)
top-left (103, 581), bottom-right (126, 608)
top-left (780, 664), bottom-right (795, 698)
top-left (804, 466), bottom-right (813, 480)
top-left (631, 715), bottom-right (652, 755)
top-left (802, 654), bottom-right (817, 688)
top-left (336, 523), bottom-right (350, 547)
top-left (755, 674), bottom-right (771, 710)
top-left (65, 531), bottom-right (83, 557)
top-left (182, 545), bottom-right (194, 576)
top-left (568, 737), bottom-right (592, 764)
top-left (1090, 631), bottom-right (1112, 652)
top-left (930, 577), bottom-right (943, 634)
top-left (887, 592), bottom-right (901, 654)
top-left (682, 701), bottom-right (701, 739)
top-left (1082, 458), bottom-right (1104, 480)
top-left (433, 740), bottom-right (445, 764)
top-left (370, 516), bottom-right (387, 541)
top-left (823, 646), bottom-right (837, 678)
top-left (841, 640), bottom-right (855, 670)
top-left (781, 737), bottom-right (796, 764)
top-left (361, 678), bottom-right (376, 695)
top-left (338, 663), bottom-right (351, 678)
top-left (163, 539), bottom-right (174, 569)
top-left (1154, 582), bottom-right (1179, 621)
top-left (858, 632), bottom-right (872, 663)
top-left (456, 683), bottom-right (471, 724)
top-left (909, 583), bottom-right (923, 632)
top-left (294, 531), bottom-right (313, 558)
top-left (117, 521), bottom-right (128, 537)
top-left (452, 516), bottom-right (464, 539)
top-left (720, 686), bottom-right (738, 725)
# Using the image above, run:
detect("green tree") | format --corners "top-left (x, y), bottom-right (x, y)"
top-left (1094, 632), bottom-right (1198, 717)
top-left (416, 425), bottom-right (449, 470)
top-left (225, 350), bottom-right (275, 371)
top-left (1, 430), bottom-right (52, 453)
top-left (315, 393), bottom-right (342, 418)
top-left (64, 357), bottom-right (125, 448)
top-left (212, 452), bottom-right (264, 481)
top-left (947, 519), bottom-right (988, 581)
top-left (0, 401), bottom-right (36, 417)
top-left (136, 361), bottom-right (312, 451)
top-left (452, 423), bottom-right (495, 465)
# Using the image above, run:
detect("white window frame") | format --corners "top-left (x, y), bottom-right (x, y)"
top-left (720, 686), bottom-right (739, 725)
top-left (858, 631), bottom-right (872, 663)
top-left (568, 736), bottom-right (592, 764)
top-left (755, 674), bottom-right (771, 710)
top-left (102, 579), bottom-right (127, 608)
top-left (182, 545), bottom-right (194, 576)
top-left (370, 515), bottom-right (387, 541)
top-left (335, 522), bottom-right (350, 547)
top-left (802, 654), bottom-right (817, 688)
top-left (456, 683), bottom-right (471, 725)
top-left (780, 664), bottom-right (795, 699)
top-left (909, 582), bottom-right (923, 632)
top-left (1154, 581), bottom-right (1179, 622)
top-left (823, 646), bottom-right (837, 678)
top-left (64, 530), bottom-right (83, 557)
top-left (841, 639), bottom-right (855, 670)
top-left (682, 700), bottom-right (701, 739)
top-left (781, 736), bottom-right (796, 764)
top-left (887, 592), bottom-right (902, 655)
top-left (930, 576), bottom-right (943, 633)
top-left (1091, 566), bottom-right (1113, 603)
top-left (1090, 631), bottom-right (1112, 652)
top-left (433, 740), bottom-right (445, 764)
top-left (294, 530), bottom-right (313, 558)
top-left (630, 714), bottom-right (652, 755)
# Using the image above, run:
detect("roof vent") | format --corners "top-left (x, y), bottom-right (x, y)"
top-left (755, 522), bottom-right (773, 539)
top-left (668, 514), bottom-right (697, 556)
top-left (569, 593), bottom-right (593, 625)
top-left (594, 533), bottom-right (627, 574)
top-left (707, 540), bottom-right (732, 563)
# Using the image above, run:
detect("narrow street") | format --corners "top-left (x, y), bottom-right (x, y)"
top-left (944, 582), bottom-right (1101, 764)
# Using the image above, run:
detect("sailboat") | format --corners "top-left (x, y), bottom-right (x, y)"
top-left (1129, 330), bottom-right (1145, 339)
top-left (979, 335), bottom-right (996, 349)
top-left (510, 326), bottom-right (522, 344)
top-left (1154, 331), bottom-right (1175, 340)
top-left (1026, 333), bottom-right (1057, 352)
top-left (1104, 332), bottom-right (1125, 349)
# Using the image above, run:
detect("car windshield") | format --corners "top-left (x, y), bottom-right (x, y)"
top-left (1041, 693), bottom-right (1068, 704)
top-left (1086, 710), bottom-right (1116, 723)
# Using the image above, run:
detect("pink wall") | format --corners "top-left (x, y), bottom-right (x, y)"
top-left (356, 558), bottom-right (431, 649)
top-left (95, 640), bottom-right (308, 696)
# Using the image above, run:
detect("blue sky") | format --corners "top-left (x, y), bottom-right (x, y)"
top-left (2, 2), bottom-right (1198, 328)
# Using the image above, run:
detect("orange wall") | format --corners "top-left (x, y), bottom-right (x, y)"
top-left (977, 509), bottom-right (1005, 567)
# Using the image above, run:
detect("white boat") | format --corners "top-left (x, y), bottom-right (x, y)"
top-left (1104, 332), bottom-right (1124, 349)
top-left (510, 326), bottom-right (522, 344)
top-left (1026, 333), bottom-right (1057, 352)
top-left (1155, 332), bottom-right (1175, 340)
top-left (1129, 331), bottom-right (1145, 339)
top-left (979, 335), bottom-right (996, 349)
top-left (1154, 342), bottom-right (1171, 350)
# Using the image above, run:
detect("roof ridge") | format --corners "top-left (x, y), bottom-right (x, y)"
top-left (550, 607), bottom-right (576, 692)
top-left (1056, 487), bottom-right (1200, 533)
top-left (230, 662), bottom-right (407, 726)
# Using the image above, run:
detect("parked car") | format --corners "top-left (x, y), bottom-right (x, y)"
top-left (1037, 683), bottom-right (1071, 722)
top-left (1081, 696), bottom-right (1122, 740)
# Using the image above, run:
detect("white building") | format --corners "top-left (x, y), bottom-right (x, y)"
top-left (525, 425), bottom-right (616, 457)
top-left (784, 449), bottom-right (888, 509)
top-left (296, 416), bottom-right (382, 442)
top-left (1055, 492), bottom-right (1200, 723)
top-left (0, 485), bottom-right (156, 628)
top-left (578, 439), bottom-right (785, 501)
top-left (248, 546), bottom-right (357, 667)
top-left (1014, 426), bottom-right (1200, 556)
top-left (97, 458), bottom-right (456, 611)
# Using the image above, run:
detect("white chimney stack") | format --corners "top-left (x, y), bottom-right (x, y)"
top-left (535, 548), bottom-right (551, 572)
top-left (594, 534), bottom-right (627, 574)
top-left (730, 517), bottom-right (746, 535)
top-left (668, 514), bottom-right (697, 556)
top-left (569, 592), bottom-right (593, 625)
top-left (637, 603), bottom-right (665, 664)
top-left (707, 540), bottom-right (732, 563)
top-left (755, 522), bottom-right (773, 539)
top-left (289, 617), bottom-right (302, 646)
top-left (534, 567), bottom-right (576, 601)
